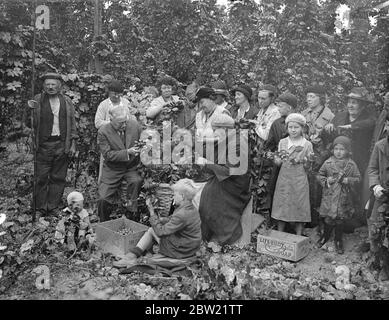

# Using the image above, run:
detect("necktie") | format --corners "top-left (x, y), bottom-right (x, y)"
top-left (119, 130), bottom-right (126, 146)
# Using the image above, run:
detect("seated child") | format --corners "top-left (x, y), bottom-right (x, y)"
top-left (114, 179), bottom-right (202, 267)
top-left (316, 136), bottom-right (361, 254)
top-left (55, 191), bottom-right (93, 251)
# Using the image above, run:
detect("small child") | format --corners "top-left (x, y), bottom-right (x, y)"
top-left (316, 136), bottom-right (361, 254)
top-left (55, 191), bottom-right (93, 251)
top-left (271, 113), bottom-right (314, 236)
top-left (114, 178), bottom-right (202, 267)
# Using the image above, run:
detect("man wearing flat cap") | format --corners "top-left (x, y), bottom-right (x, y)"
top-left (302, 85), bottom-right (334, 145)
top-left (27, 72), bottom-right (77, 216)
top-left (255, 84), bottom-right (281, 142)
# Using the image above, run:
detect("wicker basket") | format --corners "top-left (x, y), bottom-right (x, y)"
top-left (155, 183), bottom-right (173, 217)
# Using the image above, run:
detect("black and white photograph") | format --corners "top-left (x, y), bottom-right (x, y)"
top-left (0, 0), bottom-right (388, 304)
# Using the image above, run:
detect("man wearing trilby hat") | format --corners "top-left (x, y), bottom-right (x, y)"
top-left (27, 72), bottom-right (77, 216)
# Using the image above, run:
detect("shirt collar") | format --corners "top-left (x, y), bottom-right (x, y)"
top-left (287, 136), bottom-right (305, 149)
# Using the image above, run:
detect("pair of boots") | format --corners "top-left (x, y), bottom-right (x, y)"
top-left (317, 223), bottom-right (344, 254)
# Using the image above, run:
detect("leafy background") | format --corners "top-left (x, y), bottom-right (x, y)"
top-left (0, 0), bottom-right (388, 299)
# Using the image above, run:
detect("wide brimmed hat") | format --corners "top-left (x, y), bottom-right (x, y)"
top-left (231, 84), bottom-right (252, 101)
top-left (346, 87), bottom-right (373, 103)
top-left (285, 113), bottom-right (306, 126)
top-left (277, 92), bottom-right (298, 109)
top-left (210, 80), bottom-right (229, 97)
top-left (306, 85), bottom-right (326, 96)
top-left (41, 72), bottom-right (62, 81)
top-left (194, 87), bottom-right (216, 103)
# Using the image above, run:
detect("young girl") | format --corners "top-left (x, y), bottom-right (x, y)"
top-left (316, 136), bottom-right (361, 254)
top-left (113, 178), bottom-right (202, 267)
top-left (271, 113), bottom-right (313, 236)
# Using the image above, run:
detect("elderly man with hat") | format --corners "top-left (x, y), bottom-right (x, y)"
top-left (324, 87), bottom-right (376, 228)
top-left (228, 84), bottom-right (259, 121)
top-left (26, 72), bottom-right (77, 217)
top-left (255, 84), bottom-right (281, 142)
top-left (194, 87), bottom-right (230, 139)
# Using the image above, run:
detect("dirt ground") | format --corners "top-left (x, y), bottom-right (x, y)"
top-left (2, 224), bottom-right (389, 300)
top-left (1, 146), bottom-right (389, 300)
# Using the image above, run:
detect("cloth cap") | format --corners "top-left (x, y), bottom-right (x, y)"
top-left (306, 85), bottom-right (326, 96)
top-left (346, 87), bottom-right (373, 103)
top-left (258, 84), bottom-right (277, 95)
top-left (107, 80), bottom-right (124, 93)
top-left (277, 93), bottom-right (298, 109)
top-left (210, 80), bottom-right (228, 97)
top-left (194, 87), bottom-right (216, 103)
top-left (231, 84), bottom-right (252, 101)
top-left (67, 191), bottom-right (84, 205)
top-left (333, 135), bottom-right (352, 152)
top-left (285, 113), bottom-right (306, 126)
top-left (41, 72), bottom-right (62, 81)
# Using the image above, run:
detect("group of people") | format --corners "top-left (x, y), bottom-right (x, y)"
top-left (27, 72), bottom-right (389, 276)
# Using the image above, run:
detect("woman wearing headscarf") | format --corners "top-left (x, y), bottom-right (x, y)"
top-left (323, 87), bottom-right (376, 224)
top-left (228, 84), bottom-right (259, 121)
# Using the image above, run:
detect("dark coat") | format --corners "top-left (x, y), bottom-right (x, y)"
top-left (28, 92), bottom-right (77, 153)
top-left (326, 108), bottom-right (376, 174)
top-left (150, 201), bottom-right (202, 259)
top-left (97, 119), bottom-right (141, 183)
top-left (227, 104), bottom-right (259, 120)
top-left (264, 116), bottom-right (287, 152)
top-left (368, 137), bottom-right (389, 223)
top-left (371, 110), bottom-right (388, 150)
top-left (317, 156), bottom-right (361, 220)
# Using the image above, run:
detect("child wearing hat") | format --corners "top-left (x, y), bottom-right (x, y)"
top-left (271, 113), bottom-right (314, 236)
top-left (316, 136), bottom-right (361, 254)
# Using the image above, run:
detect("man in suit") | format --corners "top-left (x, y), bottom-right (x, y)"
top-left (97, 106), bottom-right (143, 222)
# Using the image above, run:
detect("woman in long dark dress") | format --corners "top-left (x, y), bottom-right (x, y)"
top-left (198, 114), bottom-right (251, 245)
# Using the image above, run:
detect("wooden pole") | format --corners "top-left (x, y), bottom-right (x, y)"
top-left (31, 0), bottom-right (38, 222)
top-left (93, 0), bottom-right (103, 74)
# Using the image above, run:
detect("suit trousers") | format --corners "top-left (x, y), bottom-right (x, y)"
top-left (98, 164), bottom-right (143, 221)
top-left (35, 140), bottom-right (69, 213)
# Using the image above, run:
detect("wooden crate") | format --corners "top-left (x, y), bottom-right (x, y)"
top-left (95, 217), bottom-right (149, 257)
top-left (256, 230), bottom-right (310, 262)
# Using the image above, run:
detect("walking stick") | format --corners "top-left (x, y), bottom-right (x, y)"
top-left (28, 3), bottom-right (38, 222)
top-left (28, 100), bottom-right (38, 222)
